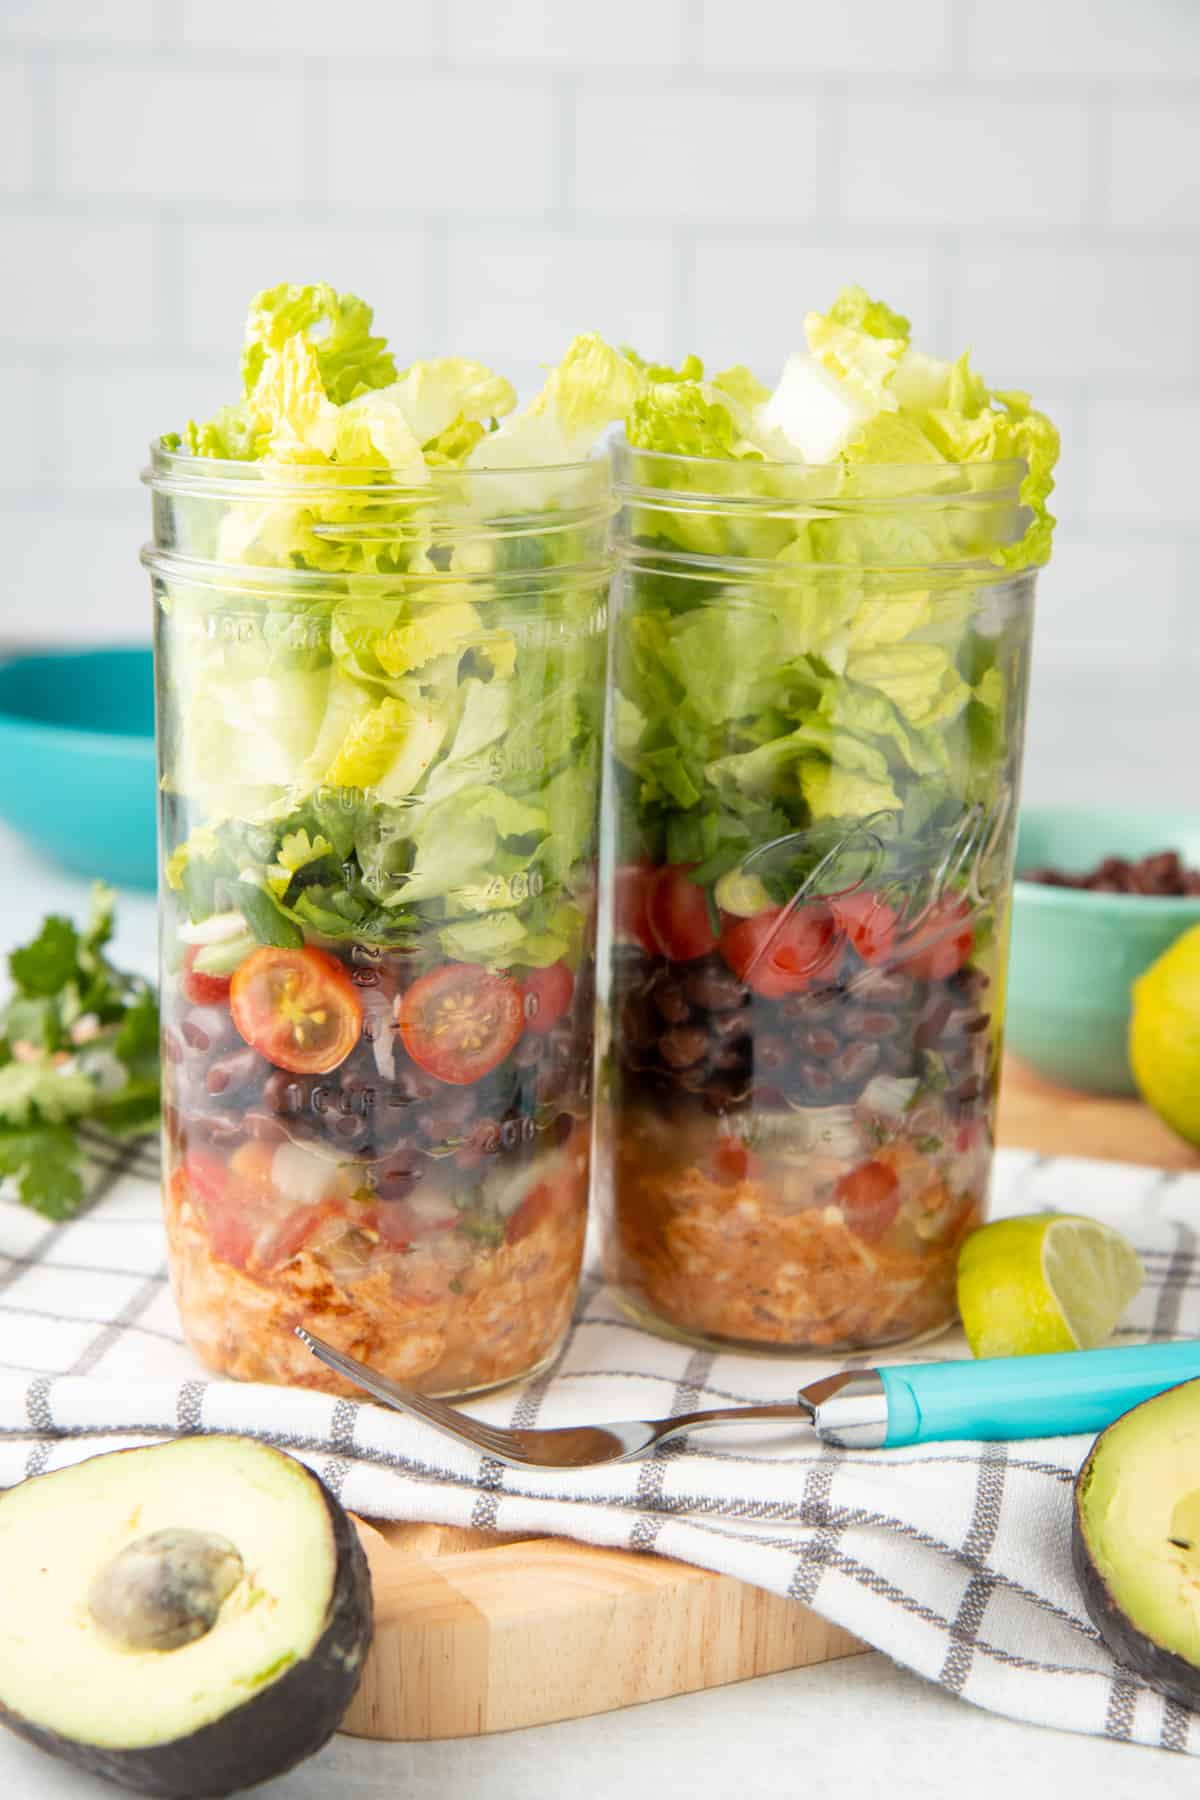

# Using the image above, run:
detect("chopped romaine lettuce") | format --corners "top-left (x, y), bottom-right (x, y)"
top-left (614, 284), bottom-right (1056, 892)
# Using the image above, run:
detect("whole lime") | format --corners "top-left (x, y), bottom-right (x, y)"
top-left (1130, 923), bottom-right (1200, 1146)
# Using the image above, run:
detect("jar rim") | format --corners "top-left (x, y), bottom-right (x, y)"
top-left (143, 438), bottom-right (611, 505)
top-left (612, 434), bottom-right (1028, 498)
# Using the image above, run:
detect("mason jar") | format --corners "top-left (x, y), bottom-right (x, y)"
top-left (145, 447), bottom-right (610, 1396)
top-left (598, 442), bottom-right (1041, 1354)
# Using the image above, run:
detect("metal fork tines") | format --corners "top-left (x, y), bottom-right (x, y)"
top-left (295, 1326), bottom-right (813, 1470)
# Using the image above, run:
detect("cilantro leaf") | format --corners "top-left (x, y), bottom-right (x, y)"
top-left (9, 916), bottom-right (80, 997)
top-left (0, 1058), bottom-right (97, 1127)
top-left (0, 1125), bottom-right (84, 1220)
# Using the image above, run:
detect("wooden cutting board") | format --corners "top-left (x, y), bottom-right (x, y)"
top-left (344, 1057), bottom-right (1198, 1741)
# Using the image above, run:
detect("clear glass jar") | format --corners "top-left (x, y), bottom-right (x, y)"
top-left (145, 448), bottom-right (611, 1396)
top-left (597, 443), bottom-right (1041, 1354)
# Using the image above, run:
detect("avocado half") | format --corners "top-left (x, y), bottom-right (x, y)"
top-left (0, 1436), bottom-right (373, 1799)
top-left (1073, 1376), bottom-right (1200, 1707)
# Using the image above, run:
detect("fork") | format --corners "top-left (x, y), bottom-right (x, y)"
top-left (295, 1327), bottom-right (1200, 1470)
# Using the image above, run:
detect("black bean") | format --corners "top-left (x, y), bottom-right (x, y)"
top-left (652, 983), bottom-right (692, 1025)
top-left (753, 1034), bottom-right (791, 1074)
top-left (834, 1041), bottom-right (880, 1087)
top-left (683, 961), bottom-right (748, 1013)
top-left (702, 1083), bottom-right (742, 1114)
top-left (205, 1047), bottom-right (268, 1100)
top-left (799, 1062), bottom-right (837, 1102)
top-left (843, 1007), bottom-right (901, 1041)
top-left (263, 1070), bottom-right (313, 1116)
top-left (373, 1154), bottom-right (424, 1201)
top-left (620, 995), bottom-right (658, 1051)
top-left (709, 1009), bottom-right (751, 1042)
top-left (787, 986), bottom-right (842, 1021)
top-left (659, 1027), bottom-right (711, 1070)
top-left (914, 994), bottom-right (954, 1049)
top-left (850, 970), bottom-right (916, 1009)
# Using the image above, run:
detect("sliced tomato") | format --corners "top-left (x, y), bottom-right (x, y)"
top-left (893, 896), bottom-right (974, 982)
top-left (230, 946), bottom-right (362, 1075)
top-left (521, 961), bottom-right (575, 1034)
top-left (614, 861), bottom-right (657, 955)
top-left (182, 947), bottom-right (232, 1007)
top-left (832, 890), bottom-right (898, 966)
top-left (646, 864), bottom-right (718, 962)
top-left (718, 902), bottom-right (841, 998)
top-left (183, 1151), bottom-right (254, 1271)
top-left (834, 1161), bottom-right (901, 1244)
top-left (399, 963), bottom-right (524, 1086)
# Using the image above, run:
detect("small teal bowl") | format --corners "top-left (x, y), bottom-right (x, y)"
top-left (0, 648), bottom-right (157, 890)
top-left (1008, 807), bottom-right (1200, 1096)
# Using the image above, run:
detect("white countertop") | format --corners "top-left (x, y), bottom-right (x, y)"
top-left (0, 819), bottom-right (1194, 1798)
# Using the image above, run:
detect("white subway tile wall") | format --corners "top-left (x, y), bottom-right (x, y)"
top-left (0, 0), bottom-right (1197, 716)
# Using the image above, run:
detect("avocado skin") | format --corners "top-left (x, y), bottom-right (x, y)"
top-left (0, 1447), bottom-right (373, 1800)
top-left (1072, 1424), bottom-right (1200, 1711)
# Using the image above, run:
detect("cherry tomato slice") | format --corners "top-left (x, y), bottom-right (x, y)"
top-left (521, 962), bottom-right (575, 1035)
top-left (831, 890), bottom-right (899, 966)
top-left (718, 903), bottom-right (841, 998)
top-left (182, 946), bottom-right (232, 1007)
top-left (893, 896), bottom-right (974, 982)
top-left (399, 963), bottom-right (524, 1086)
top-left (614, 862), bottom-right (658, 955)
top-left (647, 864), bottom-right (718, 962)
top-left (230, 946), bottom-right (362, 1075)
top-left (834, 1161), bottom-right (901, 1244)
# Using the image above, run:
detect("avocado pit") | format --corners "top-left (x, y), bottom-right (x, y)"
top-left (0, 1435), bottom-right (373, 1800)
top-left (88, 1529), bottom-right (245, 1653)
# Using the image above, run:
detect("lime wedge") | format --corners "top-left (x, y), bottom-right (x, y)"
top-left (956, 1215), bottom-right (1144, 1359)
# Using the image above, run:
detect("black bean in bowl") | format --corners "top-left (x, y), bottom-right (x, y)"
top-left (1023, 850), bottom-right (1200, 897)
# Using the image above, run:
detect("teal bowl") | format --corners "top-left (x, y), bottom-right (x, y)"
top-left (1008, 807), bottom-right (1200, 1096)
top-left (0, 648), bottom-right (157, 890)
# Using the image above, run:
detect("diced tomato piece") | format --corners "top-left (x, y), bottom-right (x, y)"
top-left (718, 902), bottom-right (842, 998)
top-left (505, 1181), bottom-right (555, 1245)
top-left (711, 1135), bottom-right (751, 1186)
top-left (832, 890), bottom-right (899, 965)
top-left (614, 862), bottom-right (658, 955)
top-left (256, 1201), bottom-right (339, 1271)
top-left (834, 1161), bottom-right (901, 1244)
top-left (182, 947), bottom-right (232, 1007)
top-left (646, 865), bottom-right (718, 962)
top-left (521, 961), bottom-right (575, 1034)
top-left (183, 1152), bottom-right (254, 1270)
top-left (893, 896), bottom-right (974, 982)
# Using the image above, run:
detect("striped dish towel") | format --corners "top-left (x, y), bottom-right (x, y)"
top-left (1, 1147), bottom-right (1197, 1755)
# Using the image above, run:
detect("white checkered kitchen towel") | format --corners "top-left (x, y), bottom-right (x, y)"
top-left (1, 1144), bottom-right (1198, 1755)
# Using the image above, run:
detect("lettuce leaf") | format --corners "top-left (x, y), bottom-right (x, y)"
top-left (468, 333), bottom-right (643, 468)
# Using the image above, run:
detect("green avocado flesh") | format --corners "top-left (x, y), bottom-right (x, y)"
top-left (0, 1437), bottom-right (338, 1751)
top-left (1077, 1379), bottom-right (1200, 1669)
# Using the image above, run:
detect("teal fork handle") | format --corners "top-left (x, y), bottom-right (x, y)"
top-left (880, 1340), bottom-right (1200, 1447)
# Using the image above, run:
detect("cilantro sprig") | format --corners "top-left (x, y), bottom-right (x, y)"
top-left (0, 886), bottom-right (160, 1219)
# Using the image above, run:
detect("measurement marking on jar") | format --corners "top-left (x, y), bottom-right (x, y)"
top-left (485, 870), bottom-right (544, 903)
